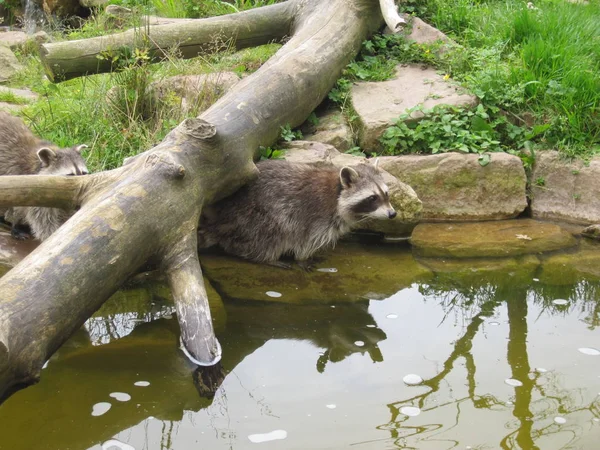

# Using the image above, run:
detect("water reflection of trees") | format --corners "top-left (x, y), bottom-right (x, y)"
top-left (382, 279), bottom-right (600, 449)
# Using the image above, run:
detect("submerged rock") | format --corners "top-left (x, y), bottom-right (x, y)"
top-left (418, 254), bottom-right (540, 286)
top-left (539, 239), bottom-right (600, 285)
top-left (0, 44), bottom-right (24, 83)
top-left (200, 242), bottom-right (432, 304)
top-left (351, 64), bottom-right (477, 152)
top-left (531, 150), bottom-right (600, 224)
top-left (379, 153), bottom-right (527, 221)
top-left (411, 220), bottom-right (576, 258)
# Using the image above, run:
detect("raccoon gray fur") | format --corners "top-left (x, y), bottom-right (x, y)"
top-left (0, 111), bottom-right (89, 241)
top-left (198, 159), bottom-right (397, 269)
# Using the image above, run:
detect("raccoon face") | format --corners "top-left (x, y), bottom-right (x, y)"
top-left (37, 144), bottom-right (89, 176)
top-left (338, 160), bottom-right (397, 223)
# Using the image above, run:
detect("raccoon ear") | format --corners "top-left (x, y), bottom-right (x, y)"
top-left (73, 144), bottom-right (88, 153)
top-left (37, 147), bottom-right (57, 167)
top-left (340, 166), bottom-right (360, 188)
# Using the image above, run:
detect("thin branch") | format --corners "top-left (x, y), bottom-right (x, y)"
top-left (379, 0), bottom-right (406, 33)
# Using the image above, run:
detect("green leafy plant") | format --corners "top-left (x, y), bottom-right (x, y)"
top-left (259, 146), bottom-right (285, 160)
top-left (279, 123), bottom-right (302, 142)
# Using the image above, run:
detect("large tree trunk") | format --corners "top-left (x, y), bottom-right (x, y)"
top-left (0, 0), bottom-right (390, 401)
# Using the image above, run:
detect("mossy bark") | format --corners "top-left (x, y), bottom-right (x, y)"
top-left (0, 0), bottom-right (385, 401)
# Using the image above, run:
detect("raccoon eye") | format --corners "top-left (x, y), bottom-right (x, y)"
top-left (368, 195), bottom-right (378, 202)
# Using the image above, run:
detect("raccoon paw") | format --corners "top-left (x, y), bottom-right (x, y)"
top-left (297, 260), bottom-right (315, 272)
top-left (264, 260), bottom-right (293, 270)
top-left (10, 226), bottom-right (32, 241)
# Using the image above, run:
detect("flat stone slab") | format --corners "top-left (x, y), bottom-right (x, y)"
top-left (0, 85), bottom-right (38, 101)
top-left (531, 150), bottom-right (600, 224)
top-left (411, 219), bottom-right (577, 258)
top-left (0, 102), bottom-right (25, 112)
top-left (379, 152), bottom-right (527, 221)
top-left (201, 242), bottom-right (432, 304)
top-left (282, 141), bottom-right (422, 235)
top-left (351, 64), bottom-right (477, 151)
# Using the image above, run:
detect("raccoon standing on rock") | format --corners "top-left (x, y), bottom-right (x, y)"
top-left (0, 112), bottom-right (89, 241)
top-left (198, 159), bottom-right (397, 269)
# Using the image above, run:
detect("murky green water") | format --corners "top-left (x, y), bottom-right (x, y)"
top-left (0, 239), bottom-right (599, 450)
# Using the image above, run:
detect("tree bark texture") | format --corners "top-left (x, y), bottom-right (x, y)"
top-left (0, 0), bottom-right (387, 401)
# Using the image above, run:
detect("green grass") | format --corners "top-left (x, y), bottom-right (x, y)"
top-left (399, 0), bottom-right (600, 158)
top-left (9, 40), bottom-right (280, 172)
top-left (0, 91), bottom-right (29, 105)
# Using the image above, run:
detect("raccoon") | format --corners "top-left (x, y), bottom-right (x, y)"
top-left (0, 112), bottom-right (89, 241)
top-left (198, 159), bottom-right (396, 269)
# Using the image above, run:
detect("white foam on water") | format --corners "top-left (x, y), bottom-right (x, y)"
top-left (326, 404), bottom-right (337, 409)
top-left (366, 324), bottom-right (376, 328)
top-left (554, 417), bottom-right (567, 424)
top-left (578, 347), bottom-right (600, 356)
top-left (489, 321), bottom-right (500, 326)
top-left (91, 402), bottom-right (112, 417)
top-left (386, 314), bottom-right (398, 319)
top-left (265, 291), bottom-right (282, 298)
top-left (552, 299), bottom-right (569, 306)
top-left (505, 378), bottom-right (523, 387)
top-left (533, 278), bottom-right (539, 282)
top-left (400, 406), bottom-right (421, 417)
top-left (354, 341), bottom-right (365, 347)
top-left (317, 268), bottom-right (338, 273)
top-left (248, 430), bottom-right (287, 444)
top-left (102, 439), bottom-right (135, 450)
top-left (134, 381), bottom-right (150, 387)
top-left (534, 367), bottom-right (548, 373)
top-left (109, 392), bottom-right (131, 402)
top-left (330, 305), bottom-right (336, 308)
top-left (403, 374), bottom-right (423, 385)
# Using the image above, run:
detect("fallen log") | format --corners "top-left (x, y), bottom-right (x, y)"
top-left (40, 2), bottom-right (295, 81)
top-left (0, 0), bottom-right (409, 401)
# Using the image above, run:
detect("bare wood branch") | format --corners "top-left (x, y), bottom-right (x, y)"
top-left (379, 0), bottom-right (406, 33)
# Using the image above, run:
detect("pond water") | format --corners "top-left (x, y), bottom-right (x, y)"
top-left (0, 237), bottom-right (599, 450)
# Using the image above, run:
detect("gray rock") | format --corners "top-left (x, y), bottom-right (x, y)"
top-left (0, 44), bottom-right (24, 83)
top-left (581, 224), bottom-right (600, 240)
top-left (385, 15), bottom-right (455, 50)
top-left (351, 64), bottom-right (477, 151)
top-left (281, 141), bottom-right (422, 236)
top-left (80, 0), bottom-right (108, 7)
top-left (0, 102), bottom-right (25, 112)
top-left (0, 30), bottom-right (49, 50)
top-left (379, 152), bottom-right (527, 221)
top-left (303, 109), bottom-right (353, 152)
top-left (105, 4), bottom-right (132, 17)
top-left (148, 72), bottom-right (240, 115)
top-left (531, 150), bottom-right (600, 224)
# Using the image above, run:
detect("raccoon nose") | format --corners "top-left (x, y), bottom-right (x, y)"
top-left (388, 210), bottom-right (397, 219)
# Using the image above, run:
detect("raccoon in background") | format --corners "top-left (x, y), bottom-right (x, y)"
top-left (198, 159), bottom-right (397, 269)
top-left (0, 112), bottom-right (89, 241)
